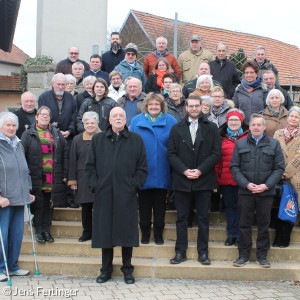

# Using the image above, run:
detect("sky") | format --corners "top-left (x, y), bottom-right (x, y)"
top-left (13, 0), bottom-right (300, 57)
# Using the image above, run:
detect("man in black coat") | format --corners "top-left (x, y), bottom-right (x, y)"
top-left (14, 91), bottom-right (37, 138)
top-left (85, 107), bottom-right (148, 284)
top-left (209, 43), bottom-right (240, 99)
top-left (230, 114), bottom-right (284, 268)
top-left (263, 70), bottom-right (293, 110)
top-left (167, 94), bottom-right (221, 265)
top-left (101, 32), bottom-right (125, 74)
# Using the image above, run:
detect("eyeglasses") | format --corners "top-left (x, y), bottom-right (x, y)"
top-left (170, 90), bottom-right (181, 94)
top-left (211, 95), bottom-right (224, 99)
top-left (39, 113), bottom-right (50, 117)
top-left (187, 105), bottom-right (201, 109)
top-left (126, 53), bottom-right (136, 57)
top-left (228, 118), bottom-right (241, 123)
top-left (69, 52), bottom-right (78, 55)
top-left (148, 103), bottom-right (161, 107)
top-left (202, 104), bottom-right (211, 108)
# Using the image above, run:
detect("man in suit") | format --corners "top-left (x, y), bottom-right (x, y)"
top-left (167, 94), bottom-right (221, 265)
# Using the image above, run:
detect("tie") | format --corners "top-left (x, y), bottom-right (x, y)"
top-left (191, 121), bottom-right (196, 144)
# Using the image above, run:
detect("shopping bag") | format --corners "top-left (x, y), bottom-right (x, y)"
top-left (278, 180), bottom-right (299, 224)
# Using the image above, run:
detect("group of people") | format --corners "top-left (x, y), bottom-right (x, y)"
top-left (0, 32), bottom-right (298, 285)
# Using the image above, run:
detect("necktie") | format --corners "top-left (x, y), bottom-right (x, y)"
top-left (191, 121), bottom-right (196, 144)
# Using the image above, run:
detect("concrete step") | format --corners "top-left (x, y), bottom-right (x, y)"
top-left (52, 208), bottom-right (228, 225)
top-left (24, 221), bottom-right (300, 243)
top-left (21, 236), bottom-right (300, 262)
top-left (18, 254), bottom-right (300, 281)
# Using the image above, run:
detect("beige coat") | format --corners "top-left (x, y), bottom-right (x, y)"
top-left (178, 48), bottom-right (214, 85)
top-left (273, 129), bottom-right (300, 199)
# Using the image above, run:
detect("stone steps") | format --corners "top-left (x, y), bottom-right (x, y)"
top-left (18, 254), bottom-right (300, 281)
top-left (20, 208), bottom-right (300, 281)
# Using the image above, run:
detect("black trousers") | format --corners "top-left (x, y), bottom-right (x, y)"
top-left (174, 190), bottom-right (211, 256)
top-left (101, 247), bottom-right (133, 275)
top-left (31, 191), bottom-right (54, 233)
top-left (81, 202), bottom-right (93, 237)
top-left (238, 194), bottom-right (273, 259)
top-left (138, 189), bottom-right (167, 231)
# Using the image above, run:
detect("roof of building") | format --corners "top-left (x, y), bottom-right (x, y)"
top-left (123, 10), bottom-right (300, 86)
top-left (0, 44), bottom-right (30, 65)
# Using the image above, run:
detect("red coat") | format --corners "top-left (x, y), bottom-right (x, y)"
top-left (143, 51), bottom-right (180, 79)
top-left (215, 131), bottom-right (248, 186)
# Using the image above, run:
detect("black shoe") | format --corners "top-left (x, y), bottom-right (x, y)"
top-left (155, 237), bottom-right (164, 245)
top-left (124, 273), bottom-right (135, 284)
top-left (43, 232), bottom-right (54, 243)
top-left (257, 258), bottom-right (271, 268)
top-left (234, 237), bottom-right (240, 247)
top-left (35, 232), bottom-right (46, 244)
top-left (170, 253), bottom-right (187, 264)
top-left (233, 257), bottom-right (249, 267)
top-left (68, 201), bottom-right (79, 208)
top-left (198, 254), bottom-right (211, 265)
top-left (225, 237), bottom-right (235, 246)
top-left (141, 234), bottom-right (150, 244)
top-left (272, 241), bottom-right (280, 247)
top-left (78, 235), bottom-right (91, 242)
top-left (96, 273), bottom-right (111, 283)
top-left (154, 229), bottom-right (164, 245)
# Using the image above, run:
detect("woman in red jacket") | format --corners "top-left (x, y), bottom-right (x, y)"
top-left (216, 109), bottom-right (249, 246)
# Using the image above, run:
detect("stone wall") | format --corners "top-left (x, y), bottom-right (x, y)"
top-left (25, 64), bottom-right (56, 99)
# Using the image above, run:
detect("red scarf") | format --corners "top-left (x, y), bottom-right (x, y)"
top-left (284, 125), bottom-right (299, 144)
top-left (156, 69), bottom-right (168, 90)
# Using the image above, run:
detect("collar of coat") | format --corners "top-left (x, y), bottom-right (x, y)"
top-left (82, 129), bottom-right (101, 141)
top-left (105, 125), bottom-right (129, 138)
top-left (247, 131), bottom-right (270, 145)
top-left (179, 113), bottom-right (209, 127)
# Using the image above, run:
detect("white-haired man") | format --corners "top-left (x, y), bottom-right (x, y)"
top-left (143, 36), bottom-right (180, 80)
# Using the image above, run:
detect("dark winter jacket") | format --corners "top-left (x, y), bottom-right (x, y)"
top-left (167, 114), bottom-right (221, 192)
top-left (230, 132), bottom-right (285, 196)
top-left (209, 58), bottom-right (240, 99)
top-left (21, 123), bottom-right (68, 207)
top-left (76, 96), bottom-right (116, 132)
top-left (38, 89), bottom-right (77, 134)
top-left (145, 73), bottom-right (179, 93)
top-left (165, 98), bottom-right (186, 122)
top-left (14, 107), bottom-right (37, 138)
top-left (254, 58), bottom-right (279, 85)
top-left (83, 69), bottom-right (110, 85)
top-left (55, 58), bottom-right (90, 75)
top-left (101, 47), bottom-right (125, 74)
top-left (85, 125), bottom-right (148, 248)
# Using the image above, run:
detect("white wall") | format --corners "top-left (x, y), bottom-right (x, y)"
top-left (0, 62), bottom-right (21, 75)
top-left (36, 0), bottom-right (107, 63)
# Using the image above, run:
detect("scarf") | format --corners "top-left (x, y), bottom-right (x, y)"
top-left (156, 69), bottom-right (168, 90)
top-left (284, 125), bottom-right (299, 144)
top-left (226, 127), bottom-right (244, 141)
top-left (146, 111), bottom-right (163, 124)
top-left (241, 76), bottom-right (262, 93)
top-left (0, 131), bottom-right (20, 152)
top-left (212, 102), bottom-right (225, 117)
top-left (267, 105), bottom-right (284, 118)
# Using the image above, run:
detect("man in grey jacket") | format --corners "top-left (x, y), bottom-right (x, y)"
top-left (230, 114), bottom-right (284, 268)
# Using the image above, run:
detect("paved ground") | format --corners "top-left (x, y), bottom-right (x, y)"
top-left (1, 275), bottom-right (300, 300)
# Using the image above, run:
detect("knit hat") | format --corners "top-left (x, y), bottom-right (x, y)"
top-left (226, 111), bottom-right (244, 124)
top-left (124, 48), bottom-right (137, 56)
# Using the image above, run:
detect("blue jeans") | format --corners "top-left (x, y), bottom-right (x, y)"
top-left (0, 206), bottom-right (24, 273)
top-left (222, 185), bottom-right (240, 238)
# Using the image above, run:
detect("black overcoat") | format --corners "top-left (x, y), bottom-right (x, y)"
top-left (21, 123), bottom-right (68, 207)
top-left (85, 126), bottom-right (148, 248)
top-left (167, 114), bottom-right (221, 191)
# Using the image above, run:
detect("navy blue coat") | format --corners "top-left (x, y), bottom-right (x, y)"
top-left (101, 48), bottom-right (125, 74)
top-left (130, 113), bottom-right (177, 190)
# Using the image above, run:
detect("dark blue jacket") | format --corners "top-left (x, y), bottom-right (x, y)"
top-left (38, 89), bottom-right (77, 134)
top-left (83, 69), bottom-right (110, 85)
top-left (130, 113), bottom-right (177, 190)
top-left (101, 47), bottom-right (125, 74)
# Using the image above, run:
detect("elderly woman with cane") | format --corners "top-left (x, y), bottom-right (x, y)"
top-left (0, 112), bottom-right (34, 282)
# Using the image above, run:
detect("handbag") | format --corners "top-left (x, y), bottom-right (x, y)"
top-left (278, 179), bottom-right (299, 224)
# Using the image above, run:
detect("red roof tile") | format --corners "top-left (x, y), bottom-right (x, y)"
top-left (129, 10), bottom-right (300, 86)
top-left (0, 44), bottom-right (30, 64)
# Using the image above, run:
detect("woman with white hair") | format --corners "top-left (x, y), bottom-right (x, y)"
top-left (75, 75), bottom-right (97, 109)
top-left (0, 112), bottom-right (34, 282)
top-left (68, 111), bottom-right (100, 242)
top-left (273, 106), bottom-right (300, 247)
top-left (65, 74), bottom-right (77, 97)
top-left (259, 89), bottom-right (288, 137)
top-left (191, 74), bottom-right (214, 97)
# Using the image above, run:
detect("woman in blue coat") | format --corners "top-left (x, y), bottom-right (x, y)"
top-left (130, 93), bottom-right (177, 245)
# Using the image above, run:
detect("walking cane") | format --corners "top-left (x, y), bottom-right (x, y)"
top-left (0, 224), bottom-right (12, 286)
top-left (27, 204), bottom-right (40, 275)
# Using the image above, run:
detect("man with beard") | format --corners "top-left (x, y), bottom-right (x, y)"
top-left (101, 32), bottom-right (125, 74)
top-left (55, 46), bottom-right (89, 75)
top-left (85, 107), bottom-right (148, 284)
top-left (38, 73), bottom-right (77, 208)
top-left (167, 94), bottom-right (221, 265)
top-left (14, 91), bottom-right (37, 138)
